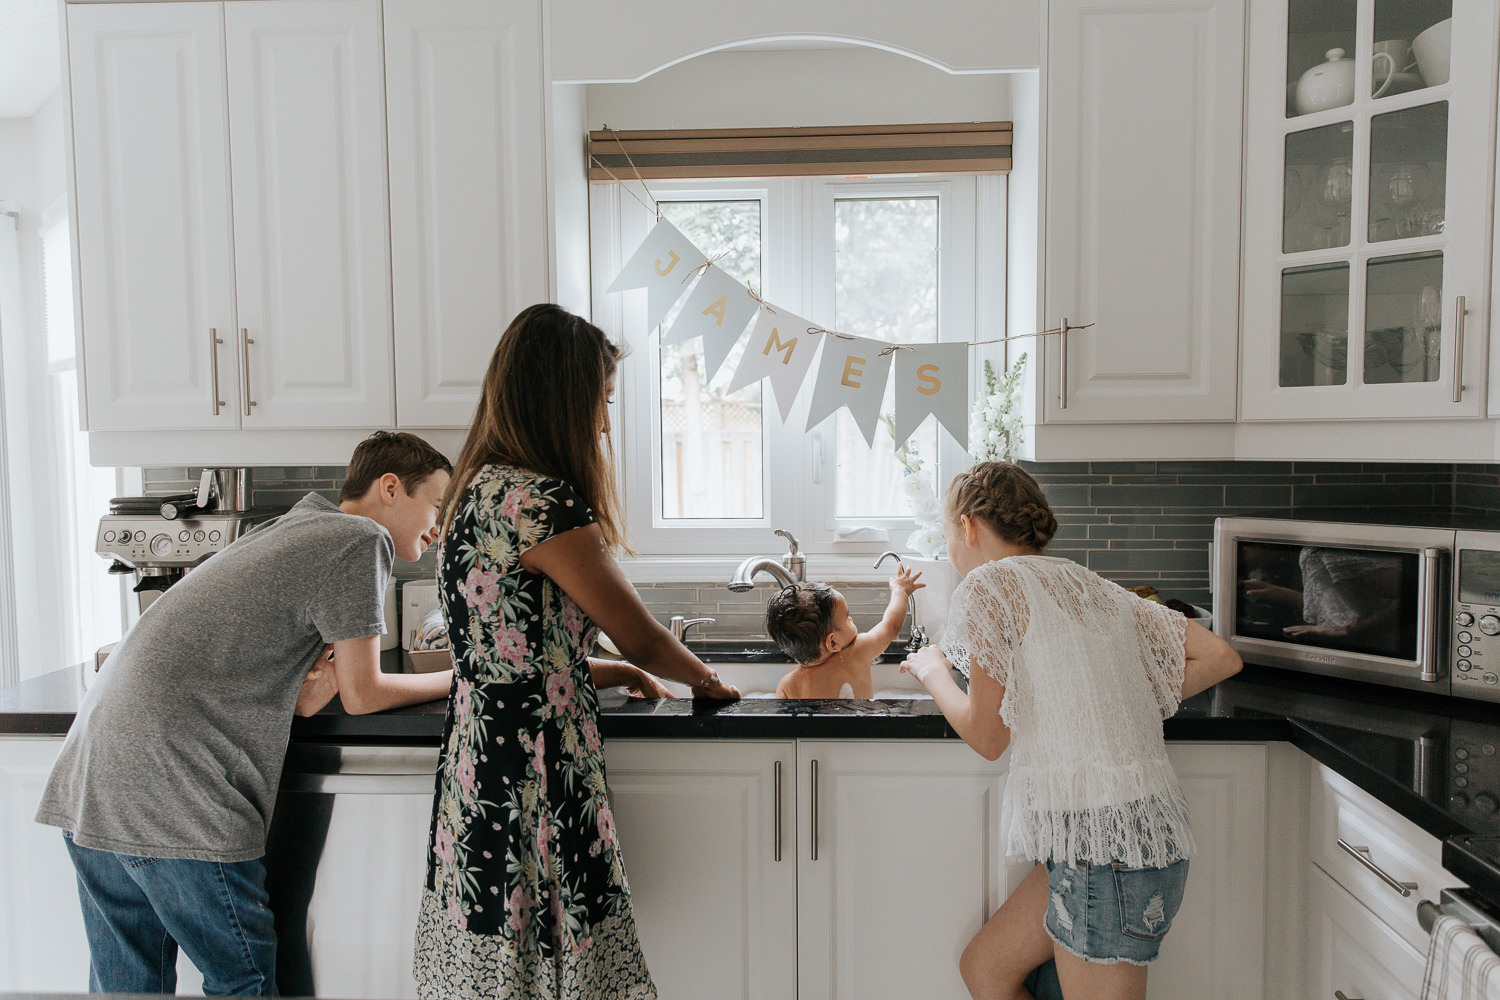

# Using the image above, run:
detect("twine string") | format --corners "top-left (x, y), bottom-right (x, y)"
top-left (745, 285), bottom-right (777, 315)
top-left (683, 250), bottom-right (735, 283)
top-left (595, 125), bottom-right (660, 218)
top-left (807, 326), bottom-right (856, 341)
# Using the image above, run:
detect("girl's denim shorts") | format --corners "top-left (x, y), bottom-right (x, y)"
top-left (1042, 857), bottom-right (1190, 966)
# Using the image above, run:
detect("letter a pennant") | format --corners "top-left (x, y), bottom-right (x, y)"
top-left (805, 334), bottom-right (894, 447)
top-left (726, 307), bottom-right (823, 421)
top-left (892, 342), bottom-right (969, 450)
top-left (605, 220), bottom-right (704, 331)
top-left (661, 265), bottom-right (760, 381)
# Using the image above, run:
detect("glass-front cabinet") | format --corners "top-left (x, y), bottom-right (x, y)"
top-left (1241, 0), bottom-right (1497, 420)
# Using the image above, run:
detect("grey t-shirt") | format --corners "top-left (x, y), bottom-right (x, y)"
top-left (35, 493), bottom-right (393, 862)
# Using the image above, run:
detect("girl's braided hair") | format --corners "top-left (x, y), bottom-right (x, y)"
top-left (945, 462), bottom-right (1058, 549)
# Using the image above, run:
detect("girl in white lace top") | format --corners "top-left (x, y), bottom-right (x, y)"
top-left (902, 463), bottom-right (1241, 1000)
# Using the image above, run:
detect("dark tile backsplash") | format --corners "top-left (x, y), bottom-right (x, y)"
top-left (144, 460), bottom-right (1500, 639)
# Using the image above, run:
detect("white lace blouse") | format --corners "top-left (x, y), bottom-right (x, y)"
top-left (945, 555), bottom-right (1195, 868)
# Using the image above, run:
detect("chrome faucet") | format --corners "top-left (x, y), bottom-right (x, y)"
top-left (670, 615), bottom-right (715, 642)
top-left (727, 529), bottom-right (806, 592)
top-left (873, 551), bottom-right (927, 652)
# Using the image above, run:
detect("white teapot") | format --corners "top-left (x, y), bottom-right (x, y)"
top-left (1294, 48), bottom-right (1356, 115)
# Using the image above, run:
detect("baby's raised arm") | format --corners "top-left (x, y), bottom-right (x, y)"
top-left (857, 566), bottom-right (925, 653)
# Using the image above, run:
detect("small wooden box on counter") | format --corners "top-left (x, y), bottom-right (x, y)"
top-left (407, 649), bottom-right (453, 674)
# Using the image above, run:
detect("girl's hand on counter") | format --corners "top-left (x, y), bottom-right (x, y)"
top-left (900, 645), bottom-right (952, 688)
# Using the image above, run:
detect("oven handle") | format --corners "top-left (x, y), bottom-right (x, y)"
top-left (1417, 546), bottom-right (1445, 682)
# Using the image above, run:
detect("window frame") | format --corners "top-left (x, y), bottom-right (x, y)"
top-left (590, 173), bottom-right (1006, 567)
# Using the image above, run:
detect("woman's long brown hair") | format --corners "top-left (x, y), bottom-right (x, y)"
top-left (440, 304), bottom-right (629, 552)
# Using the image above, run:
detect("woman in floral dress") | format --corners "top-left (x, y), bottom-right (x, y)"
top-left (414, 304), bottom-right (738, 1000)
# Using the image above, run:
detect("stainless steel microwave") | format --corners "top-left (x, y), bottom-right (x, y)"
top-left (1213, 516), bottom-right (1500, 703)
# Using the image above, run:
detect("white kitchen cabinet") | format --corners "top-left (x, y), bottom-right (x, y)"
top-left (795, 740), bottom-right (1008, 1000)
top-left (607, 739), bottom-right (1265, 1000)
top-left (67, 0), bottom-right (393, 434)
top-left (0, 738), bottom-right (89, 993)
top-left (1150, 743), bottom-right (1268, 1000)
top-left (1241, 0), bottom-right (1498, 422)
top-left (384, 0), bottom-right (550, 427)
top-left (1036, 0), bottom-right (1244, 426)
top-left (223, 0), bottom-right (393, 429)
top-left (1309, 762), bottom-right (1458, 954)
top-left (67, 2), bottom-right (239, 431)
top-left (1307, 863), bottom-right (1427, 1000)
top-left (604, 740), bottom-right (797, 1000)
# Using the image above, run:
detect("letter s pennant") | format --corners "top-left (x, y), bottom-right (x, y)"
top-left (606, 220), bottom-right (705, 331)
top-left (892, 342), bottom-right (968, 450)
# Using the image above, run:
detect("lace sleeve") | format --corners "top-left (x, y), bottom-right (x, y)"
top-left (948, 565), bottom-right (1029, 688)
top-left (1131, 597), bottom-right (1188, 718)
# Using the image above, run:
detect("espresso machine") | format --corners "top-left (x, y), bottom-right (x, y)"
top-left (96, 468), bottom-right (282, 617)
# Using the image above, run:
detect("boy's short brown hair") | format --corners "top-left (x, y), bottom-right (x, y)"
top-left (339, 431), bottom-right (453, 502)
top-left (765, 582), bottom-right (838, 664)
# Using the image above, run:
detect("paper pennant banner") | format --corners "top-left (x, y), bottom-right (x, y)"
top-left (727, 306), bottom-right (824, 421)
top-left (605, 220), bottom-right (704, 331)
top-left (892, 342), bottom-right (969, 450)
top-left (661, 265), bottom-right (761, 381)
top-left (805, 334), bottom-right (894, 447)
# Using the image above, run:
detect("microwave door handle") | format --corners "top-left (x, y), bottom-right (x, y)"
top-left (1418, 547), bottom-right (1444, 683)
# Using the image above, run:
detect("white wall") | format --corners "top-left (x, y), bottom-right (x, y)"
top-left (549, 0), bottom-right (1040, 83)
top-left (585, 47), bottom-right (1011, 132)
top-left (0, 88), bottom-right (73, 680)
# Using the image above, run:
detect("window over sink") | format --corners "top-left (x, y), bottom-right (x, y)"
top-left (590, 174), bottom-right (1003, 560)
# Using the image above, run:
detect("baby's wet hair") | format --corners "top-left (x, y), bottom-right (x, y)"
top-left (946, 461), bottom-right (1058, 549)
top-left (765, 582), bottom-right (837, 664)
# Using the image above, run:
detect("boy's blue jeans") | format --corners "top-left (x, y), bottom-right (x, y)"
top-left (64, 833), bottom-right (277, 996)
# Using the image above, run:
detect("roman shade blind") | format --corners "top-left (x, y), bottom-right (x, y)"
top-left (587, 122), bottom-right (1012, 180)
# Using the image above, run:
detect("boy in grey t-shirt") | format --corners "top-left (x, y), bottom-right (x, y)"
top-left (36, 431), bottom-right (455, 996)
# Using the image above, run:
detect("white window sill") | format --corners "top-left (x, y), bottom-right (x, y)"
top-left (619, 553), bottom-right (944, 584)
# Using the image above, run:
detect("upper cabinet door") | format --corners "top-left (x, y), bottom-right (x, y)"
top-left (384, 0), bottom-right (549, 427)
top-left (1241, 0), bottom-right (1497, 421)
top-left (68, 3), bottom-right (239, 431)
top-left (1043, 0), bottom-right (1245, 423)
top-left (225, 0), bottom-right (393, 428)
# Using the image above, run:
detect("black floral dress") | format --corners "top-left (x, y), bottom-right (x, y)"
top-left (413, 465), bottom-right (655, 1000)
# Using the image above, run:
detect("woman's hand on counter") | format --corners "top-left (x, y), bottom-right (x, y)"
top-left (295, 645), bottom-right (340, 717)
top-left (588, 659), bottom-right (674, 700)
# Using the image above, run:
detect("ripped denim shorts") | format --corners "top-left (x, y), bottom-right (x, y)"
top-left (1042, 857), bottom-right (1190, 966)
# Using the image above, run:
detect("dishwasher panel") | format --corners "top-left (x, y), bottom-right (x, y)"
top-left (265, 744), bottom-right (439, 999)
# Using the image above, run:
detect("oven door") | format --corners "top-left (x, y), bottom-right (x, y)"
top-left (1213, 518), bottom-right (1452, 693)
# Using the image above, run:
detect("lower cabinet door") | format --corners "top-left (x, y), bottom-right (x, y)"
top-left (0, 738), bottom-right (90, 992)
top-left (1307, 863), bottom-right (1426, 1000)
top-left (1148, 744), bottom-right (1269, 1000)
top-left (605, 740), bottom-right (797, 1000)
top-left (795, 740), bottom-right (1008, 1000)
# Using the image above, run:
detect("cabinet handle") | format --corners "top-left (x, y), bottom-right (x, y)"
top-left (1334, 992), bottom-right (1363, 1000)
top-left (240, 328), bottom-right (257, 416)
top-left (209, 328), bottom-right (226, 416)
top-left (1336, 838), bottom-right (1418, 897)
top-left (1058, 315), bottom-right (1069, 410)
top-left (810, 759), bottom-right (819, 861)
top-left (1452, 295), bottom-right (1467, 403)
top-left (774, 760), bottom-right (783, 863)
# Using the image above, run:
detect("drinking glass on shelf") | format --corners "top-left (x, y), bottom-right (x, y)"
top-left (1387, 163), bottom-right (1430, 238)
top-left (1316, 157), bottom-right (1353, 246)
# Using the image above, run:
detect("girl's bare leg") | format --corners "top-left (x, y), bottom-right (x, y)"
top-left (1052, 950), bottom-right (1148, 1000)
top-left (959, 863), bottom-right (1055, 1000)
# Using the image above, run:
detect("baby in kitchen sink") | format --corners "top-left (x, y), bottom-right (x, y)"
top-left (765, 566), bottom-right (924, 698)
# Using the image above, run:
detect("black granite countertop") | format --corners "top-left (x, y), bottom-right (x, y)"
top-left (5, 653), bottom-right (1499, 905)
